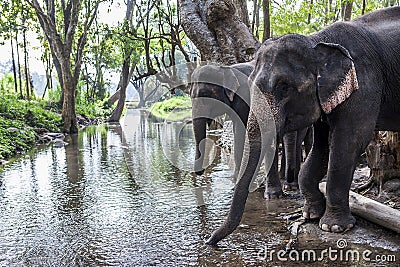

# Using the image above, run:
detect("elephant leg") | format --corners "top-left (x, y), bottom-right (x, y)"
top-left (303, 126), bottom-right (314, 158)
top-left (319, 123), bottom-right (374, 232)
top-left (294, 129), bottom-right (306, 184)
top-left (232, 121), bottom-right (246, 179)
top-left (264, 149), bottom-right (283, 199)
top-left (299, 120), bottom-right (329, 220)
top-left (283, 131), bottom-right (299, 191)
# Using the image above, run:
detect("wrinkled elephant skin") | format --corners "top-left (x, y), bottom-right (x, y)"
top-left (206, 7), bottom-right (400, 245)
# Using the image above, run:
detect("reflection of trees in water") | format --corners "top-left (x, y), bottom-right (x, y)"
top-left (64, 134), bottom-right (84, 213)
top-left (120, 110), bottom-right (223, 187)
top-left (111, 122), bottom-right (138, 190)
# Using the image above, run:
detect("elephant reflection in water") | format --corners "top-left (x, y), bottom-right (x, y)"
top-left (190, 62), bottom-right (313, 198)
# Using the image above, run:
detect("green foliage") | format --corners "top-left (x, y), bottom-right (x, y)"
top-left (0, 117), bottom-right (36, 159)
top-left (0, 93), bottom-right (63, 159)
top-left (46, 84), bottom-right (63, 106)
top-left (75, 81), bottom-right (114, 118)
top-left (76, 98), bottom-right (113, 118)
top-left (149, 96), bottom-right (192, 121)
top-left (0, 73), bottom-right (16, 93)
top-left (0, 93), bottom-right (62, 131)
top-left (45, 83), bottom-right (113, 119)
top-left (267, 0), bottom-right (392, 37)
top-left (0, 74), bottom-right (113, 159)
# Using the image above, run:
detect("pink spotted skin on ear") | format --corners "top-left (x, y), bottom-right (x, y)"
top-left (321, 63), bottom-right (359, 114)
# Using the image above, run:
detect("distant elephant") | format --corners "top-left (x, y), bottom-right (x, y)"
top-left (190, 62), bottom-right (312, 198)
top-left (206, 7), bottom-right (400, 245)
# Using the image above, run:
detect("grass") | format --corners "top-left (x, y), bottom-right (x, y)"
top-left (0, 73), bottom-right (114, 160)
top-left (149, 96), bottom-right (192, 121)
top-left (0, 93), bottom-right (63, 160)
top-left (76, 99), bottom-right (113, 118)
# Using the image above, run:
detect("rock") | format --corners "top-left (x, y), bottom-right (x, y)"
top-left (52, 139), bottom-right (68, 147)
top-left (7, 127), bottom-right (19, 133)
top-left (383, 178), bottom-right (400, 193)
top-left (34, 128), bottom-right (48, 134)
top-left (46, 133), bottom-right (65, 139)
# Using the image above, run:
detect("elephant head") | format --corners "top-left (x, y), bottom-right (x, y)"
top-left (206, 34), bottom-right (359, 245)
top-left (190, 63), bottom-right (253, 175)
top-left (249, 35), bottom-right (358, 133)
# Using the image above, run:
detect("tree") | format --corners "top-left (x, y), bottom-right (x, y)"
top-left (26, 0), bottom-right (101, 133)
top-left (341, 0), bottom-right (354, 21)
top-left (0, 0), bottom-right (35, 98)
top-left (84, 22), bottom-right (115, 101)
top-left (179, 0), bottom-right (259, 64)
top-left (262, 0), bottom-right (270, 41)
top-left (133, 77), bottom-right (161, 108)
top-left (109, 0), bottom-right (194, 121)
top-left (108, 0), bottom-right (142, 122)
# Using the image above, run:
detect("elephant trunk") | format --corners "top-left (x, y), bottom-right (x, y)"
top-left (193, 117), bottom-right (207, 175)
top-left (206, 111), bottom-right (265, 245)
top-left (283, 131), bottom-right (298, 183)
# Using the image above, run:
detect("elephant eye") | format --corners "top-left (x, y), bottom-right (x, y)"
top-left (275, 81), bottom-right (290, 98)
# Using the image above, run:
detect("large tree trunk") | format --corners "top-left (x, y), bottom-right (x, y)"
top-left (28, 0), bottom-right (99, 133)
top-left (262, 0), bottom-right (270, 41)
top-left (109, 60), bottom-right (130, 122)
top-left (342, 0), bottom-right (353, 21)
top-left (60, 60), bottom-right (79, 133)
top-left (179, 0), bottom-right (259, 64)
top-left (108, 0), bottom-right (135, 122)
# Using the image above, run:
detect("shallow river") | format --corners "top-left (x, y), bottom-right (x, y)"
top-left (0, 109), bottom-right (398, 266)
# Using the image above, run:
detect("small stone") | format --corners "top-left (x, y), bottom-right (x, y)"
top-left (47, 133), bottom-right (65, 139)
top-left (53, 139), bottom-right (68, 147)
top-left (7, 127), bottom-right (19, 132)
top-left (238, 224), bottom-right (250, 229)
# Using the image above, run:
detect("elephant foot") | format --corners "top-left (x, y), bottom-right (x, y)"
top-left (319, 209), bottom-right (355, 233)
top-left (302, 199), bottom-right (325, 220)
top-left (194, 169), bottom-right (205, 176)
top-left (264, 186), bottom-right (283, 200)
top-left (283, 182), bottom-right (299, 191)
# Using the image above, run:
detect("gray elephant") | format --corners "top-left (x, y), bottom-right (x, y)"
top-left (190, 63), bottom-right (312, 198)
top-left (206, 7), bottom-right (400, 245)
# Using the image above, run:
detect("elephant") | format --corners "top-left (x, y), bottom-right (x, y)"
top-left (206, 7), bottom-right (400, 245)
top-left (190, 62), bottom-right (312, 198)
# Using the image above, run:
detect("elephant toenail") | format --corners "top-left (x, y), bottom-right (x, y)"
top-left (321, 223), bottom-right (330, 231)
top-left (331, 225), bottom-right (343, 232)
top-left (346, 224), bottom-right (354, 230)
top-left (309, 213), bottom-right (320, 219)
top-left (302, 212), bottom-right (309, 219)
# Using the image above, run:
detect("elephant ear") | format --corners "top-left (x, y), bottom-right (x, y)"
top-left (314, 42), bottom-right (359, 114)
top-left (220, 66), bottom-right (240, 102)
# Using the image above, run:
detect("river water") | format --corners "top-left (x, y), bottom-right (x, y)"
top-left (0, 109), bottom-right (398, 266)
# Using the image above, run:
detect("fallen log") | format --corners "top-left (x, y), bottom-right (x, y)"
top-left (319, 182), bottom-right (400, 233)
